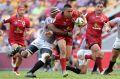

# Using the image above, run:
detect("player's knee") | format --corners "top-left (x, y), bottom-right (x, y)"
top-left (94, 50), bottom-right (103, 57)
top-left (39, 53), bottom-right (50, 63)
top-left (21, 49), bottom-right (33, 58)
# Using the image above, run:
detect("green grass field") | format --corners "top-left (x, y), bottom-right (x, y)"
top-left (0, 70), bottom-right (120, 79)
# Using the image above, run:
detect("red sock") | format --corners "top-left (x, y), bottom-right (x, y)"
top-left (60, 58), bottom-right (66, 72)
top-left (96, 57), bottom-right (103, 72)
top-left (14, 67), bottom-right (19, 71)
top-left (85, 55), bottom-right (93, 60)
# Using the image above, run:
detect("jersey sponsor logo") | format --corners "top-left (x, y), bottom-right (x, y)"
top-left (66, 26), bottom-right (70, 31)
top-left (18, 20), bottom-right (25, 27)
top-left (14, 27), bottom-right (23, 33)
top-left (93, 22), bottom-right (101, 30)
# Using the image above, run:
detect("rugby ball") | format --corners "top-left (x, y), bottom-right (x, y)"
top-left (75, 17), bottom-right (84, 26)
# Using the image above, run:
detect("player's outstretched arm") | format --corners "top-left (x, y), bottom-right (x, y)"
top-left (48, 23), bottom-right (72, 37)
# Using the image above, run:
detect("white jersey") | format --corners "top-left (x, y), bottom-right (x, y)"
top-left (77, 49), bottom-right (91, 65)
top-left (111, 18), bottom-right (120, 39)
top-left (38, 16), bottom-right (55, 44)
top-left (31, 16), bottom-right (55, 50)
top-left (112, 18), bottom-right (120, 49)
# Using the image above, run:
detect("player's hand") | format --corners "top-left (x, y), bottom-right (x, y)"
top-left (67, 32), bottom-right (73, 37)
top-left (104, 23), bottom-right (111, 32)
top-left (45, 31), bottom-right (53, 37)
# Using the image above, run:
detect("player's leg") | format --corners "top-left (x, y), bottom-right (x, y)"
top-left (66, 37), bottom-right (72, 60)
top-left (90, 44), bottom-right (103, 73)
top-left (10, 44), bottom-right (22, 76)
top-left (57, 39), bottom-right (68, 77)
top-left (66, 45), bottom-right (72, 60)
top-left (26, 48), bottom-right (52, 78)
top-left (103, 48), bottom-right (120, 75)
top-left (91, 52), bottom-right (99, 74)
top-left (66, 59), bottom-right (81, 74)
top-left (44, 58), bottom-right (52, 72)
top-left (53, 60), bottom-right (60, 71)
top-left (79, 65), bottom-right (88, 74)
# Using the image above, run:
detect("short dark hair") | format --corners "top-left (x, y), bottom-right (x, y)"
top-left (64, 4), bottom-right (72, 9)
top-left (96, 1), bottom-right (104, 6)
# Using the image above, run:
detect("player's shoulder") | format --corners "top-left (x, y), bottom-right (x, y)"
top-left (87, 11), bottom-right (94, 15)
top-left (24, 16), bottom-right (30, 21)
top-left (55, 12), bottom-right (63, 19)
top-left (9, 15), bottom-right (16, 19)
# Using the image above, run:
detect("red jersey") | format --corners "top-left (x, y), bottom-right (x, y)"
top-left (54, 10), bottom-right (80, 33)
top-left (3, 15), bottom-right (30, 46)
top-left (86, 11), bottom-right (108, 38)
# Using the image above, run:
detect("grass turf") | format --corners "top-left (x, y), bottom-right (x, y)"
top-left (0, 70), bottom-right (120, 79)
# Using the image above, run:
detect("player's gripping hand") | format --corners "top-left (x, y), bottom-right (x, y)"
top-left (66, 32), bottom-right (73, 37)
top-left (104, 23), bottom-right (111, 32)
top-left (45, 31), bottom-right (53, 37)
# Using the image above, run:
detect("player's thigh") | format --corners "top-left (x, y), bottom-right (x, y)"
top-left (90, 44), bottom-right (102, 56)
top-left (57, 39), bottom-right (67, 53)
top-left (21, 45), bottom-right (38, 58)
top-left (66, 45), bottom-right (72, 59)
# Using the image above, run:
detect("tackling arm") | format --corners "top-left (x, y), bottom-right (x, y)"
top-left (48, 23), bottom-right (72, 37)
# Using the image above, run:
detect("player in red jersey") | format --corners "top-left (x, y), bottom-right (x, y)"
top-left (85, 2), bottom-right (108, 74)
top-left (0, 5), bottom-right (30, 76)
top-left (48, 4), bottom-right (86, 77)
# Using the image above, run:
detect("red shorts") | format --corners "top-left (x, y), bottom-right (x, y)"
top-left (86, 36), bottom-right (101, 49)
top-left (55, 36), bottom-right (73, 45)
top-left (8, 38), bottom-right (25, 47)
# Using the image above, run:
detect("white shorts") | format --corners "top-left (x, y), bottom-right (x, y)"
top-left (113, 37), bottom-right (120, 49)
top-left (78, 59), bottom-right (86, 66)
top-left (31, 38), bottom-right (53, 50)
top-left (77, 49), bottom-right (91, 56)
top-left (77, 49), bottom-right (91, 66)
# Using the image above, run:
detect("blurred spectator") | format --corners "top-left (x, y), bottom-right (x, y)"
top-left (31, 0), bottom-right (46, 20)
top-left (0, 0), bottom-right (6, 12)
top-left (87, 0), bottom-right (97, 6)
top-left (56, 0), bottom-right (66, 10)
top-left (4, 0), bottom-right (14, 15)
top-left (76, 0), bottom-right (90, 7)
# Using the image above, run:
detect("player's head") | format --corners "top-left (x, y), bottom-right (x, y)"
top-left (17, 5), bottom-right (25, 17)
top-left (63, 4), bottom-right (73, 18)
top-left (95, 1), bottom-right (104, 14)
top-left (50, 7), bottom-right (60, 18)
